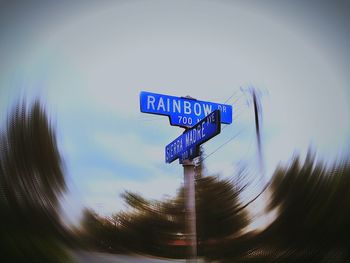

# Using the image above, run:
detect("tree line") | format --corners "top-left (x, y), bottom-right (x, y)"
top-left (1, 99), bottom-right (349, 262)
top-left (80, 151), bottom-right (350, 262)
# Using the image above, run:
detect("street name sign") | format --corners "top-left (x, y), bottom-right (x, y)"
top-left (165, 110), bottom-right (221, 163)
top-left (179, 146), bottom-right (199, 163)
top-left (140, 91), bottom-right (232, 127)
top-left (139, 91), bottom-right (231, 259)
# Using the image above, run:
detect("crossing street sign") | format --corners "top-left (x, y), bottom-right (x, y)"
top-left (140, 91), bottom-right (232, 127)
top-left (139, 91), bottom-right (230, 259)
top-left (179, 146), bottom-right (199, 164)
top-left (165, 110), bottom-right (221, 163)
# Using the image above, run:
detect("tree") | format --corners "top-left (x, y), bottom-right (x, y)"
top-left (0, 99), bottom-right (68, 262)
top-left (265, 152), bottom-right (350, 258)
top-left (196, 175), bottom-right (248, 242)
top-left (98, 174), bottom-right (249, 258)
top-left (201, 150), bottom-right (350, 263)
top-left (215, 152), bottom-right (350, 263)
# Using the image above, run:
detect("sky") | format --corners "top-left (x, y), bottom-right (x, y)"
top-left (0, 0), bottom-right (350, 226)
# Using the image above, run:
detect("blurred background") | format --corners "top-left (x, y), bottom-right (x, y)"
top-left (0, 0), bottom-right (349, 262)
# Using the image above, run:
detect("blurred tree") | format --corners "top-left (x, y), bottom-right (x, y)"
top-left (214, 152), bottom-right (350, 263)
top-left (196, 175), bottom-right (248, 242)
top-left (0, 99), bottom-right (69, 262)
top-left (80, 150), bottom-right (249, 259)
top-left (264, 151), bottom-right (350, 260)
top-left (118, 191), bottom-right (181, 255)
top-left (223, 154), bottom-right (350, 263)
top-left (105, 173), bottom-right (248, 258)
top-left (80, 209), bottom-right (116, 250)
top-left (195, 149), bottom-right (249, 241)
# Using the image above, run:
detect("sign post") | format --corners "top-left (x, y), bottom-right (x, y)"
top-left (165, 110), bottom-right (221, 163)
top-left (165, 110), bottom-right (221, 263)
top-left (183, 159), bottom-right (197, 263)
top-left (139, 91), bottom-right (232, 263)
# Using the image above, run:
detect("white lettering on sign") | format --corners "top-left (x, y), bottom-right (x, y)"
top-left (157, 97), bottom-right (166, 111)
top-left (147, 95), bottom-right (156, 110)
top-left (146, 95), bottom-right (214, 116)
top-left (185, 121), bottom-right (206, 148)
top-left (184, 101), bottom-right (191, 114)
top-left (217, 105), bottom-right (227, 113)
top-left (167, 98), bottom-right (170, 112)
top-left (165, 110), bottom-right (220, 163)
top-left (166, 137), bottom-right (184, 161)
top-left (207, 112), bottom-right (215, 123)
top-left (203, 104), bottom-right (212, 115)
top-left (173, 100), bottom-right (181, 113)
top-left (141, 91), bottom-right (232, 129)
top-left (194, 103), bottom-right (201, 116)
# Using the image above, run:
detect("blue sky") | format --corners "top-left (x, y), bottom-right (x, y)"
top-left (1, 0), bottom-right (350, 226)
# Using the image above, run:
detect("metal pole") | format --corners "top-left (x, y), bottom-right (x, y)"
top-left (252, 89), bottom-right (265, 183)
top-left (251, 88), bottom-right (271, 227)
top-left (183, 159), bottom-right (197, 263)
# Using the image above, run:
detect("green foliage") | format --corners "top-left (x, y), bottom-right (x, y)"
top-left (0, 99), bottom-right (69, 262)
top-left (81, 172), bottom-right (248, 258)
top-left (212, 152), bottom-right (350, 263)
top-left (80, 148), bottom-right (350, 262)
top-left (196, 176), bottom-right (248, 241)
top-left (268, 152), bottom-right (350, 249)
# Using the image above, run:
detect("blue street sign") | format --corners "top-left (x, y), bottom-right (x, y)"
top-left (165, 110), bottom-right (221, 163)
top-left (179, 146), bottom-right (199, 164)
top-left (140, 91), bottom-right (232, 127)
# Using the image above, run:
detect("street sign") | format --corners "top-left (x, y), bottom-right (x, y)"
top-left (179, 146), bottom-right (199, 163)
top-left (139, 91), bottom-right (231, 261)
top-left (140, 91), bottom-right (232, 127)
top-left (165, 110), bottom-right (221, 163)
